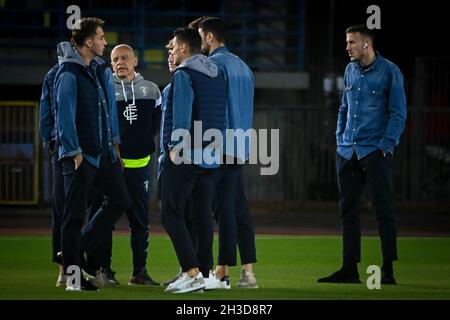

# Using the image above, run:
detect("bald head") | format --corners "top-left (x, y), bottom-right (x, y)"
top-left (111, 44), bottom-right (135, 57)
top-left (111, 44), bottom-right (138, 80)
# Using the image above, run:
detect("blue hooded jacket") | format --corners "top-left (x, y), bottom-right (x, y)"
top-left (54, 42), bottom-right (120, 167)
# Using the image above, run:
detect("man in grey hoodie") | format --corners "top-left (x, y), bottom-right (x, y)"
top-left (87, 44), bottom-right (161, 286)
top-left (160, 28), bottom-right (227, 293)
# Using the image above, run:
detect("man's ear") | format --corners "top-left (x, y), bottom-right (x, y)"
top-left (134, 56), bottom-right (138, 67)
top-left (85, 39), bottom-right (92, 48)
top-left (207, 31), bottom-right (214, 43)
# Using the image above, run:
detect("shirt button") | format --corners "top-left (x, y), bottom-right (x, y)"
top-left (354, 114), bottom-right (357, 118)
top-left (358, 88), bottom-right (361, 91)
top-left (372, 91), bottom-right (376, 94)
top-left (109, 143), bottom-right (111, 146)
top-left (356, 101), bottom-right (358, 104)
top-left (361, 75), bottom-right (364, 78)
top-left (353, 142), bottom-right (356, 145)
top-left (353, 128), bottom-right (356, 131)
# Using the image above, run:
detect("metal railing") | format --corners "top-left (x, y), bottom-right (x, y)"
top-left (0, 101), bottom-right (40, 204)
top-left (243, 105), bottom-right (450, 204)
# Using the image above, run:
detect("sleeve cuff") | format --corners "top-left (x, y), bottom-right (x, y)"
top-left (65, 148), bottom-right (82, 158)
top-left (377, 142), bottom-right (390, 154)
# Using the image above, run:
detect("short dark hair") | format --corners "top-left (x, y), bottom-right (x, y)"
top-left (188, 16), bottom-right (209, 30)
top-left (198, 17), bottom-right (228, 43)
top-left (345, 24), bottom-right (375, 44)
top-left (165, 38), bottom-right (174, 50)
top-left (71, 17), bottom-right (105, 47)
top-left (173, 27), bottom-right (201, 54)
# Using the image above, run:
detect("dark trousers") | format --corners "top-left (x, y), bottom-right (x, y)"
top-left (124, 165), bottom-right (151, 275)
top-left (51, 154), bottom-right (64, 264)
top-left (87, 164), bottom-right (153, 275)
top-left (336, 150), bottom-right (398, 264)
top-left (160, 159), bottom-right (220, 277)
top-left (217, 164), bottom-right (257, 266)
top-left (86, 181), bottom-right (112, 270)
top-left (61, 157), bottom-right (130, 272)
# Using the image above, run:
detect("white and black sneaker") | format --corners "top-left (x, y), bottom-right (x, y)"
top-left (85, 269), bottom-right (105, 288)
top-left (164, 272), bottom-right (205, 294)
top-left (217, 275), bottom-right (231, 289)
top-left (205, 271), bottom-right (220, 290)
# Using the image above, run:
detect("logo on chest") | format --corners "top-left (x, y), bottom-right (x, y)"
top-left (123, 104), bottom-right (138, 124)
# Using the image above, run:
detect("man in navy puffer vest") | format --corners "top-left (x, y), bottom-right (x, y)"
top-left (54, 17), bottom-right (130, 291)
top-left (160, 28), bottom-right (226, 294)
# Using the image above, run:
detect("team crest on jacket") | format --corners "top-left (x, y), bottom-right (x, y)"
top-left (140, 86), bottom-right (148, 96)
top-left (123, 103), bottom-right (138, 124)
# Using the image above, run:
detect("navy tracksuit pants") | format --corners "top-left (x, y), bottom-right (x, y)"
top-left (160, 159), bottom-right (221, 278)
top-left (88, 164), bottom-right (152, 276)
top-left (51, 154), bottom-right (64, 265)
top-left (61, 157), bottom-right (130, 273)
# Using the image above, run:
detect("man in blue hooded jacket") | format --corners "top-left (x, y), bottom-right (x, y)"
top-left (160, 28), bottom-right (227, 294)
top-left (197, 17), bottom-right (258, 289)
top-left (54, 17), bottom-right (130, 291)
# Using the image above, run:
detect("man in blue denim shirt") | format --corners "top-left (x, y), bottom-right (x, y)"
top-left (318, 25), bottom-right (407, 285)
top-left (55, 18), bottom-right (130, 291)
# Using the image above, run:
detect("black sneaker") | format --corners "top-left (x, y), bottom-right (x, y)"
top-left (128, 268), bottom-right (160, 286)
top-left (317, 267), bottom-right (361, 284)
top-left (381, 272), bottom-right (397, 285)
top-left (102, 267), bottom-right (120, 286)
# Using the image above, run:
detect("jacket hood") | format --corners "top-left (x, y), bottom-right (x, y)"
top-left (177, 54), bottom-right (218, 78)
top-left (112, 72), bottom-right (145, 105)
top-left (57, 41), bottom-right (105, 66)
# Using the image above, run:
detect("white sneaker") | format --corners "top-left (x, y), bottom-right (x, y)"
top-left (164, 272), bottom-right (205, 294)
top-left (56, 272), bottom-right (68, 288)
top-left (237, 269), bottom-right (258, 288)
top-left (205, 271), bottom-right (220, 290)
top-left (217, 275), bottom-right (231, 289)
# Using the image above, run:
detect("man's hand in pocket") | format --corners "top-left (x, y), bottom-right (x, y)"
top-left (73, 153), bottom-right (83, 170)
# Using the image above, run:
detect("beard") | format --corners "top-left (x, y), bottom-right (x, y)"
top-left (200, 44), bottom-right (210, 55)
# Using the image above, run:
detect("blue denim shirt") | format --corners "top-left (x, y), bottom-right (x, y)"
top-left (56, 59), bottom-right (121, 168)
top-left (336, 52), bottom-right (407, 160)
top-left (209, 46), bottom-right (254, 162)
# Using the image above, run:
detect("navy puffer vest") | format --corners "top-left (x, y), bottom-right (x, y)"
top-left (162, 67), bottom-right (227, 153)
top-left (55, 62), bottom-right (109, 156)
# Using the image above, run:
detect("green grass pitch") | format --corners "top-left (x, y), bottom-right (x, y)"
top-left (0, 235), bottom-right (449, 300)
